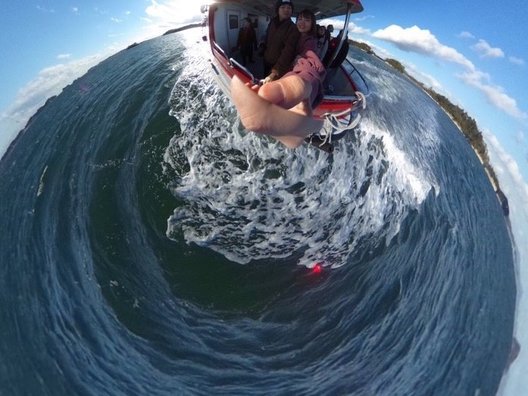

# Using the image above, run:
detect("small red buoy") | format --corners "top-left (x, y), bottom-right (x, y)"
top-left (312, 263), bottom-right (322, 274)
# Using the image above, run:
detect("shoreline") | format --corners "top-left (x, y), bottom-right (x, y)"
top-left (350, 39), bottom-right (510, 217)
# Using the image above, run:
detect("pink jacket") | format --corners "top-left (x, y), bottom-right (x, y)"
top-left (285, 33), bottom-right (326, 106)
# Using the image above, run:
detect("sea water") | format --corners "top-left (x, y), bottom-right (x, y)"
top-left (0, 30), bottom-right (515, 395)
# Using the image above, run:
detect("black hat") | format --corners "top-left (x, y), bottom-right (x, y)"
top-left (275, 0), bottom-right (294, 12)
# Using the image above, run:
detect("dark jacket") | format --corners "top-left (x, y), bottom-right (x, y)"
top-left (295, 34), bottom-right (318, 58)
top-left (237, 26), bottom-right (257, 51)
top-left (264, 17), bottom-right (300, 77)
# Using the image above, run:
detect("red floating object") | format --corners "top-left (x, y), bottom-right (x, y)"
top-left (312, 264), bottom-right (322, 274)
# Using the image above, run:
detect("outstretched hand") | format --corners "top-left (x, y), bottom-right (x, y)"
top-left (230, 76), bottom-right (324, 148)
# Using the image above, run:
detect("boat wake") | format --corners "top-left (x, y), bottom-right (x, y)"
top-left (163, 43), bottom-right (432, 267)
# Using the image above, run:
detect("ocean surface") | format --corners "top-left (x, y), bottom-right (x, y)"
top-left (0, 31), bottom-right (516, 395)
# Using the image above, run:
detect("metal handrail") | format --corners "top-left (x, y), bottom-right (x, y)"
top-left (325, 3), bottom-right (352, 68)
top-left (228, 58), bottom-right (260, 85)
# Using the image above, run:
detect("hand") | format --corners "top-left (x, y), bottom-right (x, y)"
top-left (262, 72), bottom-right (278, 85)
top-left (246, 82), bottom-right (261, 93)
top-left (262, 76), bottom-right (273, 85)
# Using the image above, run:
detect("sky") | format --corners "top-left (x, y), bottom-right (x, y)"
top-left (0, 0), bottom-right (527, 393)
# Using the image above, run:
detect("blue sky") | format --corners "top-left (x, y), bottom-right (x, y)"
top-left (0, 0), bottom-right (527, 393)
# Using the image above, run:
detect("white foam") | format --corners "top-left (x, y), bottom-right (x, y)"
top-left (163, 34), bottom-right (437, 268)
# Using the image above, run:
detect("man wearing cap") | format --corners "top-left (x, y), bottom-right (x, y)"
top-left (262, 0), bottom-right (300, 83)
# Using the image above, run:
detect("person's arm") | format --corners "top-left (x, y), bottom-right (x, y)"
top-left (272, 24), bottom-right (300, 77)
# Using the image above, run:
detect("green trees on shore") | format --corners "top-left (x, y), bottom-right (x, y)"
top-left (349, 39), bottom-right (374, 54)
top-left (423, 88), bottom-right (500, 189)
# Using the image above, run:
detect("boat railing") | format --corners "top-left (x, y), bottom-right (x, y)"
top-left (228, 58), bottom-right (260, 85)
top-left (342, 59), bottom-right (369, 95)
top-left (325, 3), bottom-right (353, 68)
top-left (212, 40), bottom-right (228, 60)
top-left (211, 41), bottom-right (260, 85)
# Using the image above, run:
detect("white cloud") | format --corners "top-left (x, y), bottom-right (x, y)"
top-left (372, 25), bottom-right (476, 71)
top-left (485, 132), bottom-right (528, 207)
top-left (145, 0), bottom-right (202, 30)
top-left (407, 65), bottom-right (444, 92)
top-left (472, 39), bottom-right (504, 58)
top-left (111, 17), bottom-right (123, 23)
top-left (318, 18), bottom-right (370, 37)
top-left (509, 56), bottom-right (525, 66)
top-left (459, 69), bottom-right (527, 120)
top-left (458, 31), bottom-right (475, 39)
top-left (370, 24), bottom-right (526, 122)
top-left (57, 53), bottom-right (71, 60)
top-left (72, 7), bottom-right (79, 15)
top-left (329, 25), bottom-right (448, 97)
top-left (0, 54), bottom-right (106, 158)
top-left (354, 15), bottom-right (374, 23)
top-left (114, 0), bottom-right (204, 42)
top-left (347, 22), bottom-right (370, 36)
top-left (36, 5), bottom-right (55, 13)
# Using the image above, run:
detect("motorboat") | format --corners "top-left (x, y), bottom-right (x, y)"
top-left (200, 0), bottom-right (368, 151)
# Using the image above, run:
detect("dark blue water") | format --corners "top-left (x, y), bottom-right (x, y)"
top-left (0, 31), bottom-right (516, 395)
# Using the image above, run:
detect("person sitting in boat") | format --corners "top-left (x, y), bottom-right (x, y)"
top-left (325, 24), bottom-right (334, 42)
top-left (316, 24), bottom-right (329, 60)
top-left (290, 9), bottom-right (326, 107)
top-left (233, 18), bottom-right (257, 66)
top-left (262, 0), bottom-right (300, 83)
top-left (230, 9), bottom-right (327, 148)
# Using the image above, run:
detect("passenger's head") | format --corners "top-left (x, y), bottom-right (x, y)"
top-left (275, 0), bottom-right (293, 20)
top-left (296, 9), bottom-right (316, 36)
top-left (242, 17), bottom-right (251, 28)
top-left (327, 24), bottom-right (334, 33)
top-left (317, 24), bottom-right (326, 38)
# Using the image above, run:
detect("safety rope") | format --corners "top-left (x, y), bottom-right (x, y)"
top-left (316, 91), bottom-right (366, 147)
